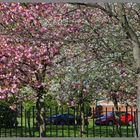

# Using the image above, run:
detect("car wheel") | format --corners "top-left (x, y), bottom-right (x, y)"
top-left (108, 121), bottom-right (113, 125)
top-left (128, 121), bottom-right (133, 126)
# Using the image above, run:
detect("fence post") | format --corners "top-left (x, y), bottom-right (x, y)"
top-left (105, 107), bottom-right (108, 137)
top-left (25, 109), bottom-right (27, 136)
top-left (74, 106), bottom-right (76, 137)
top-left (119, 107), bottom-right (122, 137)
top-left (126, 105), bottom-right (128, 137)
top-left (50, 107), bottom-right (52, 137)
top-left (131, 107), bottom-right (134, 137)
top-left (134, 109), bottom-right (138, 137)
top-left (21, 105), bottom-right (23, 137)
top-left (136, 109), bottom-right (139, 137)
top-left (86, 107), bottom-right (88, 137)
top-left (55, 106), bottom-right (58, 137)
top-left (67, 107), bottom-right (70, 137)
top-left (92, 107), bottom-right (95, 137)
top-left (27, 109), bottom-right (32, 137)
top-left (33, 106), bottom-right (35, 137)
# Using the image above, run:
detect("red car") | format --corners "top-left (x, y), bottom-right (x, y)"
top-left (118, 112), bottom-right (134, 125)
top-left (95, 112), bottom-right (134, 125)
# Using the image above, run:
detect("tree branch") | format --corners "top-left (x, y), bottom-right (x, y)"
top-left (72, 3), bottom-right (119, 20)
top-left (119, 3), bottom-right (140, 46)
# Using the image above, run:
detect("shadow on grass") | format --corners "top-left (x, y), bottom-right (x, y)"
top-left (0, 124), bottom-right (135, 137)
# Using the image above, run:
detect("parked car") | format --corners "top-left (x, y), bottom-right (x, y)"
top-left (46, 113), bottom-right (89, 125)
top-left (92, 112), bottom-right (104, 118)
top-left (117, 112), bottom-right (134, 125)
top-left (95, 112), bottom-right (116, 125)
top-left (95, 111), bottom-right (134, 126)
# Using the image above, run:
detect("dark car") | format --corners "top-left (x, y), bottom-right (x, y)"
top-left (95, 112), bottom-right (117, 125)
top-left (46, 113), bottom-right (88, 125)
top-left (95, 111), bottom-right (134, 126)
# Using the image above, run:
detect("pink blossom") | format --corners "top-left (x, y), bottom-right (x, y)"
top-left (40, 27), bottom-right (47, 33)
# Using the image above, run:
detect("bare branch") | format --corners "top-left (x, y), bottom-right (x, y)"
top-left (72, 3), bottom-right (119, 20)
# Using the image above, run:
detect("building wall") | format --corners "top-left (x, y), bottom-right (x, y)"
top-left (92, 100), bottom-right (136, 117)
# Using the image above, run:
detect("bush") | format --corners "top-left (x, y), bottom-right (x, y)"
top-left (0, 101), bottom-right (18, 128)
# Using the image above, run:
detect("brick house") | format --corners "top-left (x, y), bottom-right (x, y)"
top-left (92, 100), bottom-right (136, 117)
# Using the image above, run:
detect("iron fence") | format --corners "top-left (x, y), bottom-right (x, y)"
top-left (0, 106), bottom-right (138, 137)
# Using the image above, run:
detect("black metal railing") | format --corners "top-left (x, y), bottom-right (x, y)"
top-left (0, 106), bottom-right (138, 137)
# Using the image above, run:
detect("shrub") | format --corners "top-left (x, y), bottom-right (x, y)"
top-left (0, 100), bottom-right (18, 128)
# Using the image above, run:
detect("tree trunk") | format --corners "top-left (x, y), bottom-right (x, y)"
top-left (75, 107), bottom-right (77, 125)
top-left (36, 92), bottom-right (46, 137)
top-left (117, 6), bottom-right (140, 136)
top-left (112, 97), bottom-right (121, 136)
top-left (80, 103), bottom-right (85, 136)
top-left (112, 96), bottom-right (119, 111)
top-left (81, 111), bottom-right (85, 134)
top-left (27, 110), bottom-right (32, 137)
top-left (133, 43), bottom-right (140, 137)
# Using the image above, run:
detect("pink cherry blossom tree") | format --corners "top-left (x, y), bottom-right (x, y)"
top-left (0, 3), bottom-right (79, 136)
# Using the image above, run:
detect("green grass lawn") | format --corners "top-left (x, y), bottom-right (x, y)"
top-left (0, 118), bottom-right (136, 137)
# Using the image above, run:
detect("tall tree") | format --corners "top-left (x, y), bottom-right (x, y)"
top-left (72, 3), bottom-right (140, 136)
top-left (0, 3), bottom-right (74, 136)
